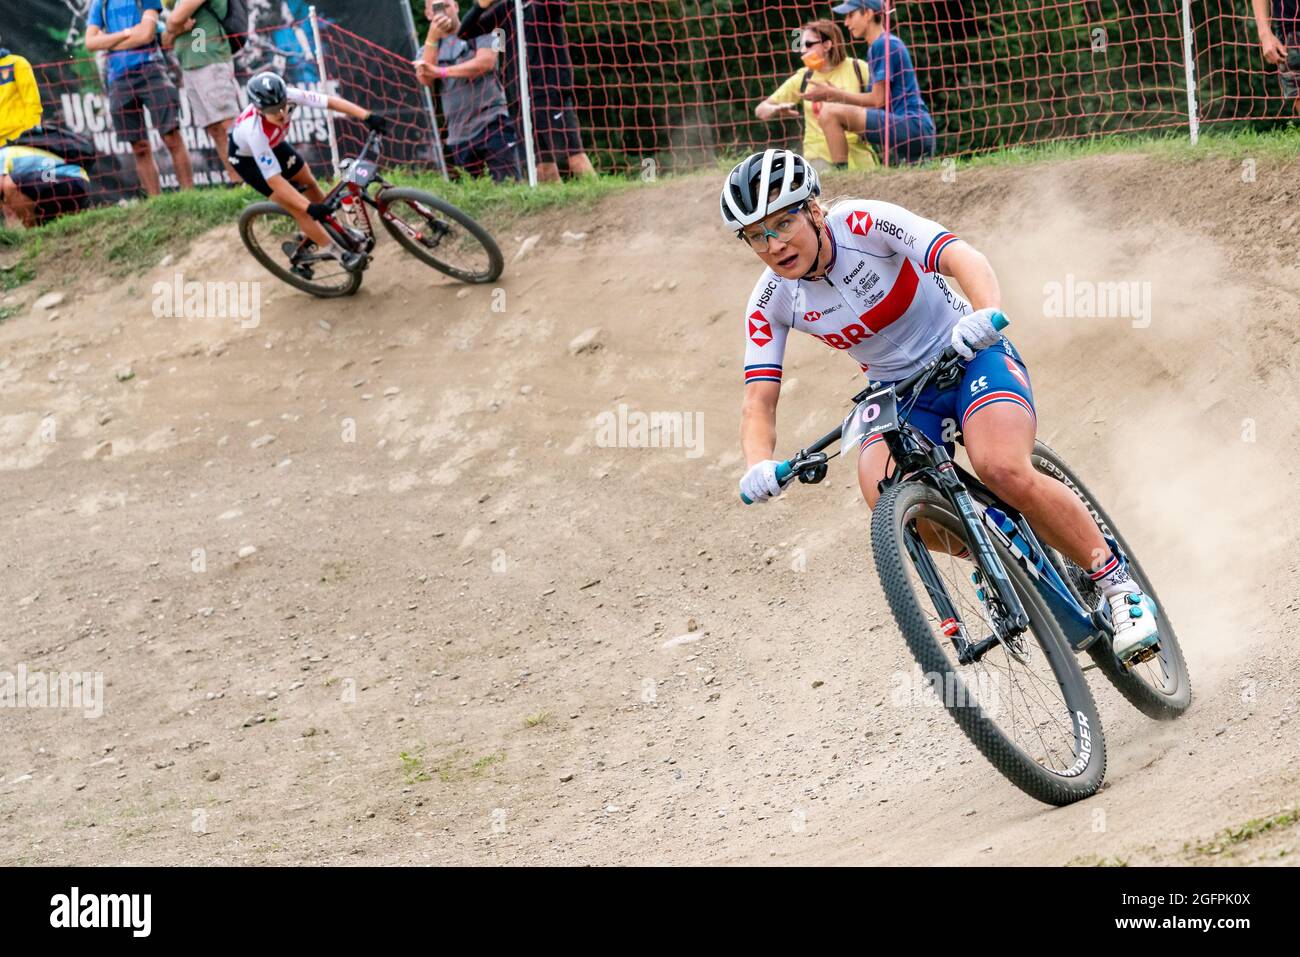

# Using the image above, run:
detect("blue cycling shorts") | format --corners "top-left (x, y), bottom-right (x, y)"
top-left (862, 336), bottom-right (1035, 455)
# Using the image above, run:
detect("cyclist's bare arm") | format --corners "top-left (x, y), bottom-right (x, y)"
top-left (936, 240), bottom-right (1001, 311)
top-left (324, 95), bottom-right (372, 123)
top-left (741, 381), bottom-right (780, 467)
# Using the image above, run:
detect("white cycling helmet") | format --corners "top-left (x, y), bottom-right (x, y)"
top-left (720, 148), bottom-right (821, 233)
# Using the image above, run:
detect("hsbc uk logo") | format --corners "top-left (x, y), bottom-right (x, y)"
top-left (847, 210), bottom-right (873, 236)
top-left (802, 310), bottom-right (821, 323)
top-left (748, 310), bottom-right (773, 347)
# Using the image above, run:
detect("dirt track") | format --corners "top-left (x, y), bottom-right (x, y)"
top-left (2, 151), bottom-right (1299, 866)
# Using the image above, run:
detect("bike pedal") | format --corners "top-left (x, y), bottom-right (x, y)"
top-left (1120, 642), bottom-right (1161, 671)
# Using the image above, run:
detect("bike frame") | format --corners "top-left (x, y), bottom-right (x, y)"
top-left (774, 349), bottom-right (1118, 664)
top-left (289, 132), bottom-right (449, 261)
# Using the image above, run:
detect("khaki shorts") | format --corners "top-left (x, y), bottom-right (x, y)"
top-left (184, 60), bottom-right (241, 129)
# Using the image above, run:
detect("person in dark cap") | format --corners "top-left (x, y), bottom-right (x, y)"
top-left (802, 0), bottom-right (936, 165)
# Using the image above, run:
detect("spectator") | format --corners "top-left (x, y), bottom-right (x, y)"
top-left (756, 20), bottom-right (877, 172)
top-left (439, 0), bottom-right (596, 182)
top-left (809, 0), bottom-right (936, 166)
top-left (0, 143), bottom-right (89, 228)
top-left (416, 1), bottom-right (523, 183)
top-left (85, 0), bottom-right (194, 195)
top-left (1253, 0), bottom-right (1300, 114)
top-left (0, 35), bottom-right (43, 147)
top-left (161, 0), bottom-right (243, 184)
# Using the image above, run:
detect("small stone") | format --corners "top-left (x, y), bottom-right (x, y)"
top-left (561, 230), bottom-right (588, 242)
top-left (242, 714), bottom-right (267, 727)
top-left (513, 233), bottom-right (542, 262)
top-left (250, 433), bottom-right (276, 449)
top-left (159, 254), bottom-right (174, 268)
top-left (559, 772), bottom-right (574, 782)
top-left (383, 387), bottom-right (400, 397)
top-left (238, 545), bottom-right (257, 559)
top-left (96, 411), bottom-right (113, 426)
top-left (34, 291), bottom-right (66, 310)
top-left (568, 327), bottom-right (603, 355)
top-left (115, 367), bottom-right (135, 382)
top-left (812, 680), bottom-right (825, 689)
top-left (204, 770), bottom-right (221, 782)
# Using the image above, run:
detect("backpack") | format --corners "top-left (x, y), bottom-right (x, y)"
top-left (12, 123), bottom-right (100, 172)
top-left (218, 0), bottom-right (251, 55)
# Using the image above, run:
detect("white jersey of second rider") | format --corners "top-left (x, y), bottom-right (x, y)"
top-left (742, 200), bottom-right (972, 386)
top-left (229, 87), bottom-right (329, 178)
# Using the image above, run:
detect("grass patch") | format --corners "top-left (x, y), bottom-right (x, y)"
top-left (524, 711), bottom-right (551, 728)
top-left (0, 304), bottom-right (21, 324)
top-left (399, 748), bottom-right (432, 784)
top-left (400, 746), bottom-right (505, 784)
top-left (1185, 805), bottom-right (1300, 858)
top-left (0, 169), bottom-right (644, 292)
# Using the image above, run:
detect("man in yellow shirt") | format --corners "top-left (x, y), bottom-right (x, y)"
top-left (0, 38), bottom-right (43, 148)
top-left (755, 20), bottom-right (876, 171)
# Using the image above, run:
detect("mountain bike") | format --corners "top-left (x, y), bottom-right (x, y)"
top-left (238, 131), bottom-right (504, 298)
top-left (742, 314), bottom-right (1191, 805)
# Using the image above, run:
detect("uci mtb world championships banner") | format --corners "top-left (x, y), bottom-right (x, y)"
top-left (8, 1), bottom-right (424, 199)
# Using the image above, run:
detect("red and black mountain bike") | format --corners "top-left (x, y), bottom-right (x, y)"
top-left (238, 131), bottom-right (503, 298)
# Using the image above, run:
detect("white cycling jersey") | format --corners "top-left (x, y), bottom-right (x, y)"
top-left (229, 88), bottom-right (329, 179)
top-left (742, 199), bottom-right (972, 385)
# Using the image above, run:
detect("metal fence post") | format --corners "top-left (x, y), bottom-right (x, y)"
top-left (514, 0), bottom-right (538, 187)
top-left (309, 6), bottom-right (342, 174)
top-left (1181, 0), bottom-right (1201, 145)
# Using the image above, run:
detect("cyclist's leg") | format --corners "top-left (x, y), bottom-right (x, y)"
top-left (959, 342), bottom-right (1109, 572)
top-left (279, 149), bottom-right (332, 250)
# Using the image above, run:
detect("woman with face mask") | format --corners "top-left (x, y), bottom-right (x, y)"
top-left (755, 19), bottom-right (877, 172)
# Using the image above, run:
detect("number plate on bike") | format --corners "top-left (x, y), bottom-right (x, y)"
top-left (347, 160), bottom-right (379, 185)
top-left (840, 387), bottom-right (899, 456)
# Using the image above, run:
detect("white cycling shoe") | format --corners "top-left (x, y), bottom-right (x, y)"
top-left (1107, 589), bottom-right (1160, 665)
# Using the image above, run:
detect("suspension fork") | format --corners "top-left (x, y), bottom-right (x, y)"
top-left (930, 446), bottom-right (1031, 640)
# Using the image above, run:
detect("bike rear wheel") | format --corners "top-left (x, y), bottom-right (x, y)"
top-left (872, 481), bottom-right (1106, 806)
top-left (238, 202), bottom-right (363, 299)
top-left (1031, 441), bottom-right (1192, 720)
top-left (376, 187), bottom-right (503, 284)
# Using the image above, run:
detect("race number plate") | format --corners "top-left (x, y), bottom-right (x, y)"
top-left (840, 387), bottom-right (899, 456)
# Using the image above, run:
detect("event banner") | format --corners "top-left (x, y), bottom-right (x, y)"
top-left (5, 1), bottom-right (429, 198)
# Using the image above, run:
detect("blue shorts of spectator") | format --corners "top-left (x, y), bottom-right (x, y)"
top-left (864, 109), bottom-right (936, 165)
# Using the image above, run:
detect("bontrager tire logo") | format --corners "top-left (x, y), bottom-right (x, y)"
top-left (49, 887), bottom-right (151, 937)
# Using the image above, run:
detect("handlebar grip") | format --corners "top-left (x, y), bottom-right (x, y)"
top-left (740, 460), bottom-right (794, 505)
top-left (991, 310), bottom-right (1009, 331)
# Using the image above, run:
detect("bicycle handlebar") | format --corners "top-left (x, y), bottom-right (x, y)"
top-left (740, 311), bottom-right (1009, 504)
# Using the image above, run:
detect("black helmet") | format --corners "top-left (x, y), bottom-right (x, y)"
top-left (720, 148), bottom-right (821, 232)
top-left (246, 72), bottom-right (288, 110)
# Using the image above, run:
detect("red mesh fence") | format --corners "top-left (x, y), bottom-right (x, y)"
top-left (6, 1), bottom-right (1299, 226)
top-left (1196, 0), bottom-right (1300, 128)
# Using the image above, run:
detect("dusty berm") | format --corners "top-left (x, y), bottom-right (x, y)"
top-left (1, 150), bottom-right (1298, 865)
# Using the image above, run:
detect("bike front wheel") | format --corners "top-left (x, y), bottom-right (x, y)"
top-left (238, 202), bottom-right (364, 298)
top-left (871, 481), bottom-right (1107, 806)
top-left (376, 187), bottom-right (503, 284)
